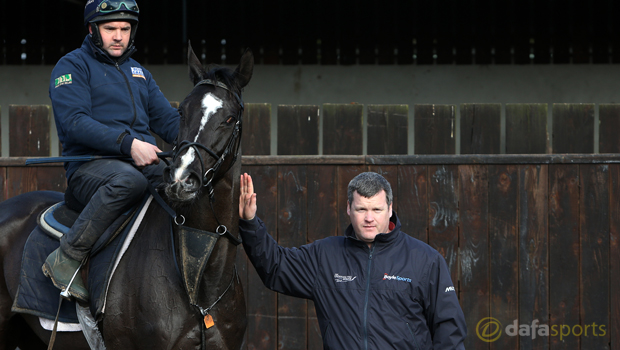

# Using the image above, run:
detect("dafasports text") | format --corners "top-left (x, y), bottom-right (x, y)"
top-left (476, 317), bottom-right (607, 343)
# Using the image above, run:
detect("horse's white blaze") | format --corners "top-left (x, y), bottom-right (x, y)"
top-left (195, 94), bottom-right (223, 142)
top-left (173, 93), bottom-right (223, 182)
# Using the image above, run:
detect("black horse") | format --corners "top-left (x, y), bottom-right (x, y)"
top-left (0, 44), bottom-right (253, 350)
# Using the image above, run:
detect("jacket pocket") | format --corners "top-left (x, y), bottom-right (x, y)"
top-left (406, 322), bottom-right (422, 350)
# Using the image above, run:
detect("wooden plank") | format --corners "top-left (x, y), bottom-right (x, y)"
top-left (277, 166), bottom-right (308, 350)
top-left (488, 165), bottom-right (518, 350)
top-left (277, 105), bottom-right (319, 155)
top-left (548, 164), bottom-right (580, 350)
top-left (35, 167), bottom-right (67, 193)
top-left (397, 166), bottom-right (428, 242)
top-left (306, 165), bottom-right (338, 350)
top-left (460, 104), bottom-right (501, 154)
top-left (307, 165), bottom-right (338, 241)
top-left (458, 165), bottom-right (489, 350)
top-left (611, 164), bottom-right (620, 350)
top-left (414, 104), bottom-right (456, 155)
top-left (241, 154), bottom-right (620, 167)
top-left (580, 164), bottom-right (610, 349)
top-left (9, 105), bottom-right (51, 157)
top-left (367, 105), bottom-right (408, 155)
top-left (552, 103), bottom-right (595, 153)
top-left (242, 103), bottom-right (272, 156)
top-left (0, 167), bottom-right (5, 202)
top-left (518, 164), bottom-right (549, 350)
top-left (6, 167), bottom-right (38, 199)
top-left (322, 104), bottom-right (363, 155)
top-left (427, 165), bottom-right (459, 292)
top-left (241, 164), bottom-right (278, 350)
top-left (336, 165), bottom-right (366, 235)
top-left (505, 103), bottom-right (548, 154)
top-left (599, 104), bottom-right (620, 153)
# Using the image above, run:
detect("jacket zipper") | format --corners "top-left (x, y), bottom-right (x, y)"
top-left (363, 244), bottom-right (375, 350)
top-left (115, 62), bottom-right (138, 128)
top-left (406, 322), bottom-right (422, 350)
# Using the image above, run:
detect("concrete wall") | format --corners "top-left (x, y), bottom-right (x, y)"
top-left (2, 64), bottom-right (620, 156)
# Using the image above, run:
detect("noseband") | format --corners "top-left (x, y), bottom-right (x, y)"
top-left (169, 79), bottom-right (244, 200)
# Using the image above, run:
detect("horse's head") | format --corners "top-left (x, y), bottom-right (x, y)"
top-left (164, 43), bottom-right (253, 203)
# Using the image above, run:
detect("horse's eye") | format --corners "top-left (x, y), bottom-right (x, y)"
top-left (225, 116), bottom-right (236, 124)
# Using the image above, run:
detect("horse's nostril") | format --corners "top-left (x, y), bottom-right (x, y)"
top-left (183, 174), bottom-right (202, 191)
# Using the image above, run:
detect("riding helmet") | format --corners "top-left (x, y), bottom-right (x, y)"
top-left (83, 0), bottom-right (140, 50)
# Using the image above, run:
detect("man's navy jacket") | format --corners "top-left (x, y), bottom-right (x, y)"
top-left (240, 212), bottom-right (467, 350)
top-left (49, 36), bottom-right (179, 180)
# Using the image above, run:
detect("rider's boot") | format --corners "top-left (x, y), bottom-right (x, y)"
top-left (42, 247), bottom-right (89, 303)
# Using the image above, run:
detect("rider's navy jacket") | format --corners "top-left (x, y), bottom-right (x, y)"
top-left (49, 36), bottom-right (179, 180)
top-left (239, 212), bottom-right (467, 350)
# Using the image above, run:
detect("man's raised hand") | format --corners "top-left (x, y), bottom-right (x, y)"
top-left (239, 173), bottom-right (257, 220)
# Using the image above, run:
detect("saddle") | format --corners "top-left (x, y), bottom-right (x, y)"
top-left (11, 195), bottom-right (151, 325)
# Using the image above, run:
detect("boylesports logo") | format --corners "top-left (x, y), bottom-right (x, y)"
top-left (383, 273), bottom-right (412, 283)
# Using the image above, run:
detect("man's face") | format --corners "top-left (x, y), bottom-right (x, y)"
top-left (347, 190), bottom-right (393, 246)
top-left (91, 21), bottom-right (131, 57)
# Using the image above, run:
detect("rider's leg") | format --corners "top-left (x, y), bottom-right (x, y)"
top-left (43, 159), bottom-right (151, 302)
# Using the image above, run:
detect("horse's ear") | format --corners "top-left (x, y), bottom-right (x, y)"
top-left (187, 41), bottom-right (206, 85)
top-left (234, 48), bottom-right (254, 89)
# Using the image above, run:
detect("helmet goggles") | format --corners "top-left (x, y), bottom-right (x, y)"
top-left (85, 0), bottom-right (139, 24)
top-left (97, 0), bottom-right (139, 13)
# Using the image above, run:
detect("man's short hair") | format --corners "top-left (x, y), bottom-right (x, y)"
top-left (347, 172), bottom-right (393, 206)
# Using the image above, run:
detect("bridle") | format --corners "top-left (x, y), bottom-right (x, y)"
top-left (166, 79), bottom-right (244, 202)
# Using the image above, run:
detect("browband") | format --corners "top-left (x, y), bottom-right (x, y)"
top-left (194, 79), bottom-right (244, 109)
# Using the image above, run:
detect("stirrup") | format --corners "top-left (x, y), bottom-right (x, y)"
top-left (60, 258), bottom-right (87, 301)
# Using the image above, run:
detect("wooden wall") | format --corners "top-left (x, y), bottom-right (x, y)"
top-left (1, 103), bottom-right (620, 349)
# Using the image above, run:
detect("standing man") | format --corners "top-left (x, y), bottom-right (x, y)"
top-left (42, 0), bottom-right (180, 302)
top-left (239, 172), bottom-right (467, 349)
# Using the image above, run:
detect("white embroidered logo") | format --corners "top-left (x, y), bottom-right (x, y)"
top-left (334, 273), bottom-right (357, 283)
top-left (445, 286), bottom-right (455, 292)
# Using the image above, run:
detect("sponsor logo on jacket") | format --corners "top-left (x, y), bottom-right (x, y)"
top-left (383, 273), bottom-right (412, 283)
top-left (55, 74), bottom-right (72, 88)
top-left (334, 273), bottom-right (357, 283)
top-left (131, 67), bottom-right (146, 79)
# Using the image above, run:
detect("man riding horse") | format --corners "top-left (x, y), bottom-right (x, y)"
top-left (43, 0), bottom-right (180, 302)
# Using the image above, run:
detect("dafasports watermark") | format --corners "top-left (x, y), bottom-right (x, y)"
top-left (476, 317), bottom-right (607, 342)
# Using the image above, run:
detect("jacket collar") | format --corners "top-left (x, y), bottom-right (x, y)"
top-left (345, 211), bottom-right (402, 248)
top-left (82, 35), bottom-right (136, 65)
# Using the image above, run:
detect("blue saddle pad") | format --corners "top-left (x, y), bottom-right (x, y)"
top-left (11, 195), bottom-right (150, 323)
